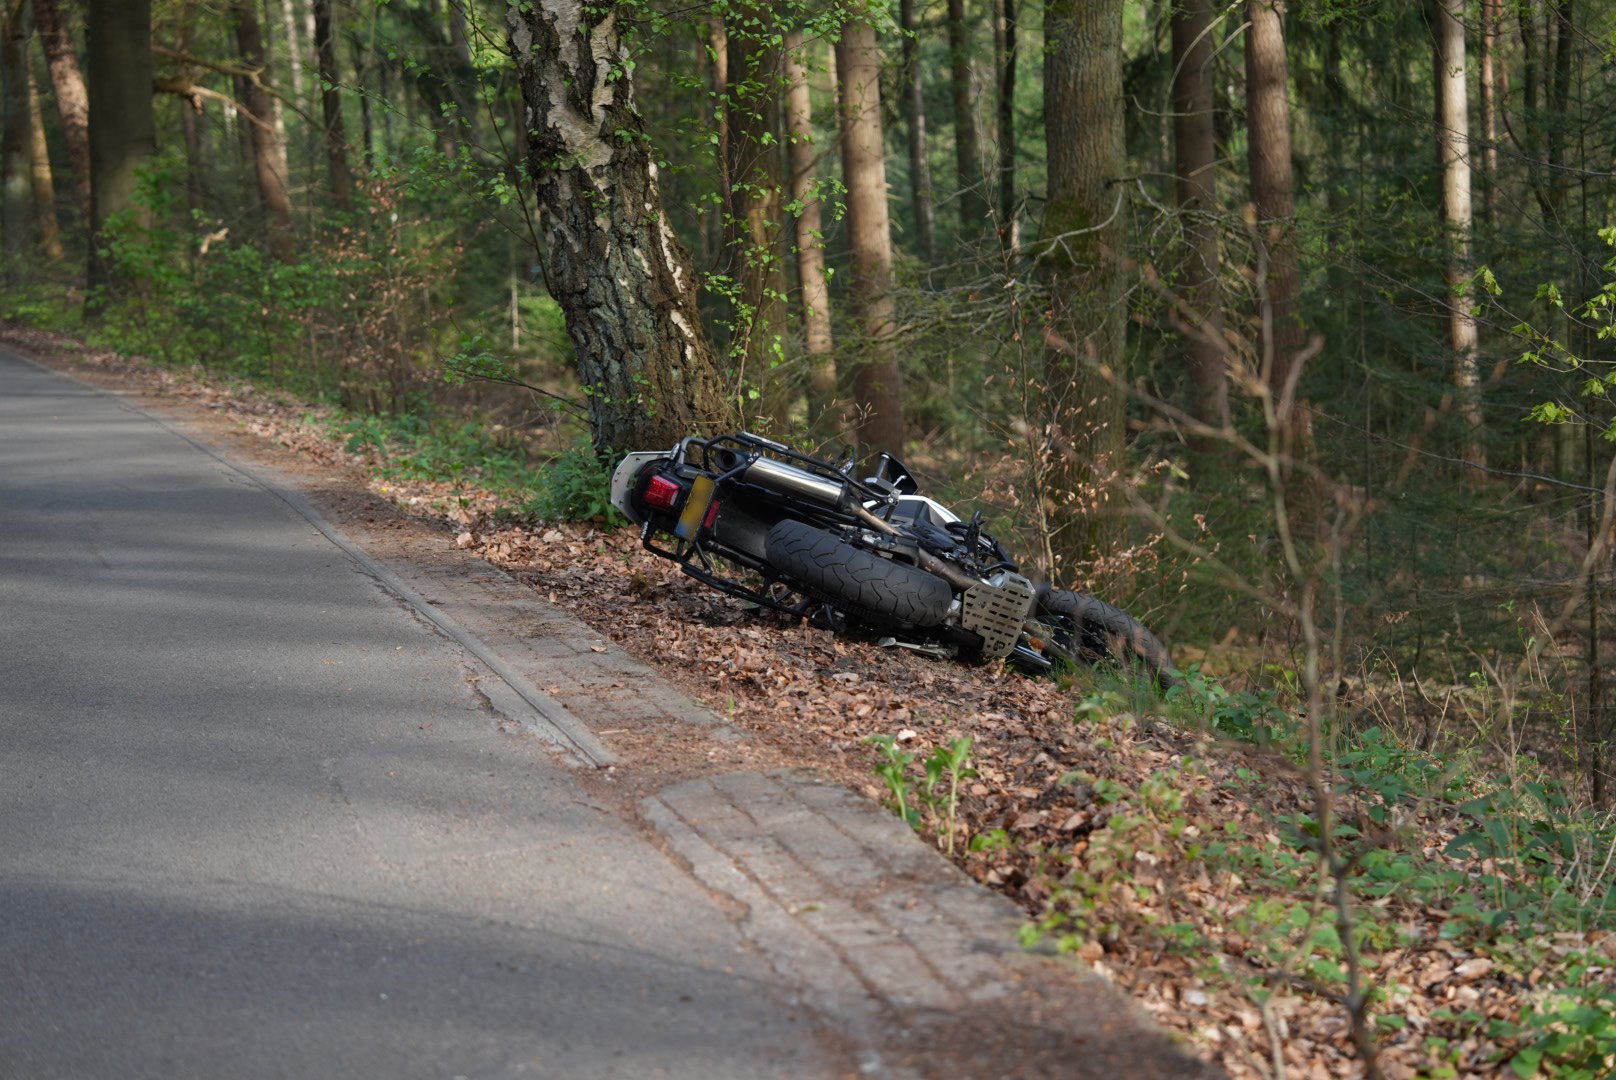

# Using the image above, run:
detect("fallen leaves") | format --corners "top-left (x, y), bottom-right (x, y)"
top-left (44, 332), bottom-right (1610, 1080)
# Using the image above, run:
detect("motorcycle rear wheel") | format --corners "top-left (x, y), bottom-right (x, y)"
top-left (1036, 586), bottom-right (1177, 688)
top-left (765, 519), bottom-right (953, 629)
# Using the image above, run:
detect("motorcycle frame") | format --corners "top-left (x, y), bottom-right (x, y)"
top-left (635, 433), bottom-right (905, 618)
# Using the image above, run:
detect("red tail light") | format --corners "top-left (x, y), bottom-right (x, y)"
top-left (644, 474), bottom-right (682, 510)
top-left (702, 500), bottom-right (721, 530)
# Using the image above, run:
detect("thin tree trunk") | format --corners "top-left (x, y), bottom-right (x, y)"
top-left (279, 0), bottom-right (305, 101)
top-left (1545, 0), bottom-right (1572, 215)
top-left (261, 0), bottom-right (289, 157)
top-left (1480, 0), bottom-right (1499, 221)
top-left (1245, 0), bottom-right (1305, 394)
top-left (1, 0), bottom-right (31, 256)
top-left (783, 30), bottom-right (836, 427)
top-left (28, 64), bottom-right (62, 258)
top-left (899, 0), bottom-right (935, 260)
top-left (1519, 0), bottom-right (1542, 202)
top-left (1172, 0), bottom-right (1225, 428)
top-left (312, 0), bottom-right (353, 210)
top-left (233, 0), bottom-right (294, 257)
top-left (34, 0), bottom-right (90, 224)
top-left (180, 102), bottom-right (206, 215)
top-left (947, 0), bottom-right (989, 232)
top-left (1043, 0), bottom-right (1126, 573)
top-left (724, 6), bottom-right (787, 429)
top-left (706, 15), bottom-right (728, 273)
top-left (1435, 0), bottom-right (1484, 466)
top-left (993, 0), bottom-right (1018, 251)
top-left (86, 0), bottom-right (156, 298)
top-left (348, 36), bottom-right (374, 170)
top-left (837, 16), bottom-right (903, 453)
top-left (507, 0), bottom-right (736, 451)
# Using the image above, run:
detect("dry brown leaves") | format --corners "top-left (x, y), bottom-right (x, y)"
top-left (20, 327), bottom-right (1610, 1080)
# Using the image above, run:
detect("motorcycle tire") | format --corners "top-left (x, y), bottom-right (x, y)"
top-left (765, 519), bottom-right (954, 629)
top-left (1036, 585), bottom-right (1178, 688)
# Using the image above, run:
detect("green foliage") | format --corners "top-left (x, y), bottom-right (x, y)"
top-left (329, 410), bottom-right (540, 498)
top-left (865, 733), bottom-right (978, 852)
top-left (1162, 664), bottom-right (1295, 745)
top-left (525, 441), bottom-right (626, 524)
top-left (1486, 980), bottom-right (1616, 1078)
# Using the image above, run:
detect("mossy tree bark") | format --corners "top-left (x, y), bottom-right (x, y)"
top-left (507, 0), bottom-right (736, 453)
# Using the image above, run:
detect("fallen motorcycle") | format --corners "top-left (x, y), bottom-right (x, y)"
top-left (609, 432), bottom-right (1176, 685)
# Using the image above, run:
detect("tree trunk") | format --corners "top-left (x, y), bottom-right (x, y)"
top-left (34, 0), bottom-right (90, 223)
top-left (837, 17), bottom-right (903, 454)
top-left (312, 0), bottom-right (353, 210)
top-left (348, 36), bottom-right (374, 171)
top-left (1545, 0), bottom-right (1572, 215)
top-left (1479, 0), bottom-right (1499, 222)
top-left (1, 0), bottom-right (31, 257)
top-left (1042, 0), bottom-right (1127, 575)
top-left (1172, 0), bottom-right (1226, 428)
top-left (705, 16), bottom-right (728, 274)
top-left (898, 0), bottom-right (935, 260)
top-left (506, 0), bottom-right (735, 452)
top-left (1434, 0), bottom-right (1484, 466)
top-left (1245, 0), bottom-right (1305, 395)
top-left (28, 63), bottom-right (62, 258)
top-left (783, 29), bottom-right (836, 426)
top-left (278, 0), bottom-right (305, 102)
top-left (233, 0), bottom-right (294, 257)
top-left (86, 0), bottom-right (156, 298)
top-left (946, 0), bottom-right (989, 233)
top-left (993, 0), bottom-right (1018, 251)
top-left (724, 6), bottom-right (787, 429)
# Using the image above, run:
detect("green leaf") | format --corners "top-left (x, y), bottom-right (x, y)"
top-left (1509, 1047), bottom-right (1541, 1079)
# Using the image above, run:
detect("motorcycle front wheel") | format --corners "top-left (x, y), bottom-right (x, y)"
top-left (765, 519), bottom-right (953, 629)
top-left (1036, 586), bottom-right (1177, 688)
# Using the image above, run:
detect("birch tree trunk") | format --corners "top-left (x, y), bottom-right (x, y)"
top-left (837, 16), bottom-right (903, 453)
top-left (1434, 0), bottom-right (1484, 466)
top-left (1245, 0), bottom-right (1305, 395)
top-left (1043, 0), bottom-right (1126, 572)
top-left (86, 0), bottom-right (155, 298)
top-left (1172, 0), bottom-right (1226, 428)
top-left (506, 0), bottom-right (735, 452)
top-left (783, 30), bottom-right (836, 425)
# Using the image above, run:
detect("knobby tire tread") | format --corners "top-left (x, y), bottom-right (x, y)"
top-left (1037, 586), bottom-right (1177, 687)
top-left (766, 519), bottom-right (953, 629)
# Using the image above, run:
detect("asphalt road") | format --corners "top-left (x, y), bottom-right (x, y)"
top-left (0, 349), bottom-right (832, 1078)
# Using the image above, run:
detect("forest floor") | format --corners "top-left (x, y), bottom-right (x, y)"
top-left (9, 321), bottom-right (1613, 1080)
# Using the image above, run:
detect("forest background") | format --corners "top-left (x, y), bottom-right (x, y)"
top-left (4, 1), bottom-right (1616, 1073)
